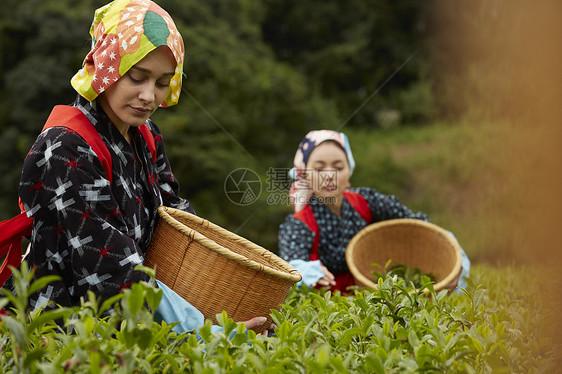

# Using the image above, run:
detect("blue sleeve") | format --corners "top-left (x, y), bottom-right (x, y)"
top-left (154, 280), bottom-right (223, 335)
top-left (289, 259), bottom-right (325, 287)
top-left (447, 232), bottom-right (471, 292)
top-left (278, 215), bottom-right (325, 287)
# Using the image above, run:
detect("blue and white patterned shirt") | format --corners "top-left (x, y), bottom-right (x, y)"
top-left (278, 187), bottom-right (428, 274)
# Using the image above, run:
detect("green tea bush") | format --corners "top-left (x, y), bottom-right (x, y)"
top-left (1, 263), bottom-right (559, 373)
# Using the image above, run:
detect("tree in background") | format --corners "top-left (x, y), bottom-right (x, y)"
top-left (0, 0), bottom-right (429, 251)
top-left (262, 0), bottom-right (434, 127)
top-left (0, 0), bottom-right (106, 216)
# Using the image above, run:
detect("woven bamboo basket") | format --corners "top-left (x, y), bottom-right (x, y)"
top-left (345, 219), bottom-right (462, 292)
top-left (145, 206), bottom-right (302, 333)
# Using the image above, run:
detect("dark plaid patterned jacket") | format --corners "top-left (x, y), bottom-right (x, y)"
top-left (18, 96), bottom-right (194, 310)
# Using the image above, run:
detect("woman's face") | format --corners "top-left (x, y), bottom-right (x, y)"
top-left (305, 141), bottom-right (351, 203)
top-left (98, 46), bottom-right (176, 133)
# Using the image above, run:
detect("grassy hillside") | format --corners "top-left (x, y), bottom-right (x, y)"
top-left (345, 118), bottom-right (555, 266)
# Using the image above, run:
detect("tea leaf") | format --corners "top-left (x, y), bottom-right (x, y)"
top-left (338, 327), bottom-right (362, 348)
top-left (99, 293), bottom-right (125, 315)
top-left (408, 330), bottom-right (420, 348)
top-left (27, 275), bottom-right (62, 297)
top-left (28, 308), bottom-right (73, 333)
top-left (0, 263), bottom-right (556, 372)
top-left (0, 315), bottom-right (26, 346)
top-left (136, 327), bottom-right (153, 350)
top-left (127, 283), bottom-right (144, 316)
top-left (365, 352), bottom-right (385, 374)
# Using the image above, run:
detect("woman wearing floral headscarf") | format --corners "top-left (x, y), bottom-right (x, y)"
top-left (278, 130), bottom-right (471, 293)
top-left (15, 0), bottom-right (267, 333)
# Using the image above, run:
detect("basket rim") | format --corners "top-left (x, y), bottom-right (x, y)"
top-left (345, 218), bottom-right (462, 292)
top-left (156, 206), bottom-right (302, 283)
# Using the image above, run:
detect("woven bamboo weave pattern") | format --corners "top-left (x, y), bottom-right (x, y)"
top-left (345, 219), bottom-right (462, 292)
top-left (145, 206), bottom-right (302, 333)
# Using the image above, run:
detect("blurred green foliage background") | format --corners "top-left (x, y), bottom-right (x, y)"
top-left (1, 0), bottom-right (560, 268)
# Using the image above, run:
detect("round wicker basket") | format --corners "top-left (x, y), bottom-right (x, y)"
top-left (145, 206), bottom-right (302, 333)
top-left (345, 219), bottom-right (462, 292)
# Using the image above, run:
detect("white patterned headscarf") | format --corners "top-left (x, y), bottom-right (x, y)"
top-left (289, 130), bottom-right (355, 212)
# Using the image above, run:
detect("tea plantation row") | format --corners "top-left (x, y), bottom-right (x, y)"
top-left (1, 263), bottom-right (559, 373)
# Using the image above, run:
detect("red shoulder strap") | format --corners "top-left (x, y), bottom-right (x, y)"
top-left (139, 124), bottom-right (157, 163)
top-left (292, 191), bottom-right (372, 261)
top-left (292, 191), bottom-right (371, 293)
top-left (0, 108), bottom-right (158, 287)
top-left (343, 190), bottom-right (372, 224)
top-left (0, 212), bottom-right (33, 286)
top-left (42, 105), bottom-right (113, 183)
top-left (2, 105), bottom-right (110, 287)
top-left (293, 205), bottom-right (320, 261)
top-left (43, 106), bottom-right (157, 178)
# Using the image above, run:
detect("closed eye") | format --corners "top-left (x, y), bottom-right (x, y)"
top-left (128, 75), bottom-right (143, 84)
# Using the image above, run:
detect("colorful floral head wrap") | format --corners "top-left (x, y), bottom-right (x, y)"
top-left (289, 130), bottom-right (355, 212)
top-left (71, 0), bottom-right (184, 107)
